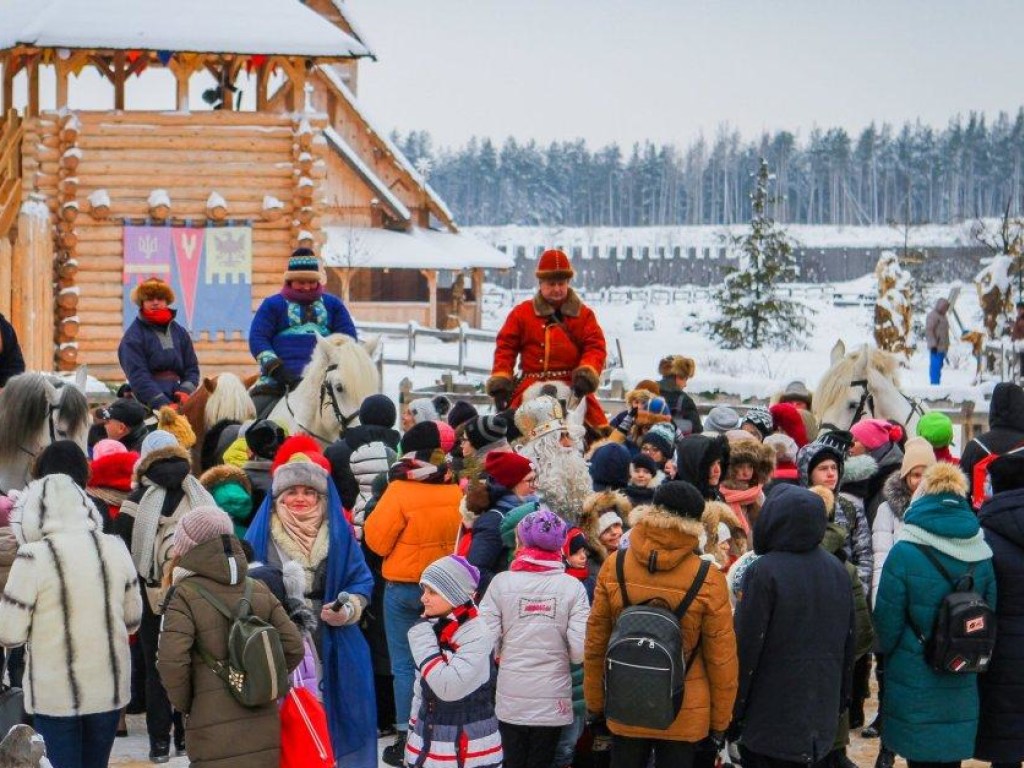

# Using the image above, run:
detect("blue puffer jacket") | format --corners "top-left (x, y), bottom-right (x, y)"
top-left (874, 473), bottom-right (996, 763)
top-left (248, 292), bottom-right (357, 378)
top-left (467, 488), bottom-right (536, 598)
top-left (975, 487), bottom-right (1024, 763)
top-left (117, 314), bottom-right (200, 409)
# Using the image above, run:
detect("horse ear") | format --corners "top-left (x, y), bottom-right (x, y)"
top-left (73, 366), bottom-right (87, 392)
top-left (202, 376), bottom-right (216, 394)
top-left (361, 334), bottom-right (380, 358)
top-left (830, 340), bottom-right (846, 367)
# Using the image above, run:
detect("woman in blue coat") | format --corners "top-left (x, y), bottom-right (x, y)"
top-left (874, 462), bottom-right (996, 768)
top-left (248, 249), bottom-right (357, 391)
top-left (975, 454), bottom-right (1024, 767)
top-left (117, 277), bottom-right (200, 410)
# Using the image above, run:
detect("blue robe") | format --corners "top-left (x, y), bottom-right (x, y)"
top-left (248, 292), bottom-right (357, 378)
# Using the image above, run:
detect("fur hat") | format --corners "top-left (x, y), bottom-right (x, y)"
top-left (535, 248), bottom-right (574, 280)
top-left (272, 453), bottom-right (329, 498)
top-left (420, 555), bottom-right (480, 607)
top-left (484, 451), bottom-right (534, 489)
top-left (172, 505), bottom-right (233, 557)
top-left (901, 437), bottom-right (937, 478)
top-left (517, 508), bottom-right (568, 552)
top-left (763, 433), bottom-right (798, 465)
top-left (769, 402), bottom-right (809, 447)
top-left (200, 463), bottom-right (253, 496)
top-left (130, 277), bottom-right (175, 306)
top-left (916, 462), bottom-right (968, 498)
top-left (271, 435), bottom-right (330, 474)
top-left (641, 422), bottom-right (675, 459)
top-left (653, 480), bottom-right (706, 520)
top-left (916, 411), bottom-right (954, 449)
top-left (662, 355), bottom-right (696, 380)
top-left (742, 407), bottom-right (774, 440)
top-left (283, 248), bottom-right (324, 283)
top-left (359, 394), bottom-right (397, 428)
top-left (851, 419), bottom-right (902, 451)
top-left (705, 405), bottom-right (742, 433)
top-left (726, 439), bottom-right (777, 486)
top-left (580, 490), bottom-right (631, 557)
top-left (446, 400), bottom-right (478, 429)
top-left (157, 406), bottom-right (196, 449)
top-left (100, 398), bottom-right (147, 429)
top-left (465, 413), bottom-right (508, 450)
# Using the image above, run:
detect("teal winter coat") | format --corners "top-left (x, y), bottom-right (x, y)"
top-left (874, 480), bottom-right (996, 763)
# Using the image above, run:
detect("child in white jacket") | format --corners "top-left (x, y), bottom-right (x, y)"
top-left (479, 508), bottom-right (590, 768)
top-left (406, 555), bottom-right (502, 768)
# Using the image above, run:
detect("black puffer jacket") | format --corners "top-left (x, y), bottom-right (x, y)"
top-left (733, 484), bottom-right (855, 764)
top-left (961, 383), bottom-right (1024, 499)
top-left (975, 486), bottom-right (1024, 762)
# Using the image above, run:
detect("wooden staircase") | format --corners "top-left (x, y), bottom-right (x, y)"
top-left (0, 108), bottom-right (23, 237)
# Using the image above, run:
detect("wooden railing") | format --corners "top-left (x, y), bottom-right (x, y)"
top-left (0, 108), bottom-right (23, 236)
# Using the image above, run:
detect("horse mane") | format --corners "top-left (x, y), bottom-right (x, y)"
top-left (52, 376), bottom-right (90, 444)
top-left (814, 345), bottom-right (901, 424)
top-left (0, 374), bottom-right (56, 462)
top-left (205, 373), bottom-right (255, 426)
top-left (307, 334), bottom-right (380, 406)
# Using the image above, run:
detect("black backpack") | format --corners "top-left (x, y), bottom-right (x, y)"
top-left (603, 553), bottom-right (710, 729)
top-left (907, 544), bottom-right (996, 674)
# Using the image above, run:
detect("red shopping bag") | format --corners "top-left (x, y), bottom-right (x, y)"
top-left (280, 686), bottom-right (334, 768)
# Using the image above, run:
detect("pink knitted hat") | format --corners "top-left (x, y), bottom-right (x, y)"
top-left (92, 439), bottom-right (129, 461)
top-left (435, 421), bottom-right (456, 454)
top-left (850, 419), bottom-right (903, 451)
top-left (172, 505), bottom-right (234, 558)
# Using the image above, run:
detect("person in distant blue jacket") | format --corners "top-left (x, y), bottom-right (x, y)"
top-left (117, 277), bottom-right (199, 410)
top-left (249, 249), bottom-right (357, 392)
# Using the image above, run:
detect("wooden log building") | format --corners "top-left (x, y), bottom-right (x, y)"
top-left (0, 0), bottom-right (509, 380)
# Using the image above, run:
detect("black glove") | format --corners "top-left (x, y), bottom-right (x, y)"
top-left (571, 367), bottom-right (598, 398)
top-left (487, 376), bottom-right (514, 411)
top-left (267, 359), bottom-right (287, 386)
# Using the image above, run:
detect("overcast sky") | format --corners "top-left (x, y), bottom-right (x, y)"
top-left (345, 0), bottom-right (1024, 150)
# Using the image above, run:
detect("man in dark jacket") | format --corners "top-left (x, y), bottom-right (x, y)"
top-left (118, 278), bottom-right (200, 411)
top-left (732, 484), bottom-right (856, 768)
top-left (960, 382), bottom-right (1024, 502)
top-left (975, 453), bottom-right (1024, 767)
top-left (100, 397), bottom-right (150, 453)
top-left (0, 312), bottom-right (25, 388)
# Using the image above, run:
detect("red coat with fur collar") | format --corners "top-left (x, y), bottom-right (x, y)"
top-left (491, 289), bottom-right (608, 426)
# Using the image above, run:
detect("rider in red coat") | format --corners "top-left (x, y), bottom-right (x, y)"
top-left (487, 249), bottom-right (609, 429)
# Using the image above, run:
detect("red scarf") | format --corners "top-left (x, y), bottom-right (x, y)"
top-left (435, 602), bottom-right (477, 650)
top-left (510, 547), bottom-right (563, 573)
top-left (141, 307), bottom-right (173, 326)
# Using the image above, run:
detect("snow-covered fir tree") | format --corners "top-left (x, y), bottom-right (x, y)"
top-left (873, 250), bottom-right (914, 357)
top-left (707, 159), bottom-right (811, 349)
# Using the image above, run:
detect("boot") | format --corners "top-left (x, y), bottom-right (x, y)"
top-left (874, 747), bottom-right (896, 768)
top-left (149, 738), bottom-right (170, 764)
top-left (381, 731), bottom-right (407, 767)
top-left (861, 714), bottom-right (881, 739)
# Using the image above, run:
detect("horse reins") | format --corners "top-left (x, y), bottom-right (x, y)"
top-left (284, 363), bottom-right (360, 443)
top-left (846, 377), bottom-right (925, 429)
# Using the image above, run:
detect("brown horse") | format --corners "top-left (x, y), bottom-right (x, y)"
top-left (178, 373), bottom-right (258, 463)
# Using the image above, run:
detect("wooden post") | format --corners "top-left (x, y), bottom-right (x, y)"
top-left (256, 61), bottom-right (270, 112)
top-left (27, 56), bottom-right (39, 117)
top-left (0, 233), bottom-right (11, 318)
top-left (113, 51), bottom-right (126, 110)
top-left (961, 401), bottom-right (976, 445)
top-left (221, 58), bottom-right (235, 112)
top-left (55, 59), bottom-right (69, 110)
top-left (174, 63), bottom-right (189, 111)
top-left (471, 267), bottom-right (484, 328)
top-left (421, 269), bottom-right (438, 328)
top-left (2, 54), bottom-right (13, 113)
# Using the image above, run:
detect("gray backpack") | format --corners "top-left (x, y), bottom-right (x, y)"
top-left (604, 553), bottom-right (709, 729)
top-left (183, 578), bottom-right (289, 707)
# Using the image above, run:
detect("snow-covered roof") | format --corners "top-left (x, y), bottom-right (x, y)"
top-left (0, 0), bottom-right (371, 58)
top-left (329, 0), bottom-right (376, 59)
top-left (323, 226), bottom-right (513, 271)
top-left (316, 65), bottom-right (456, 226)
top-left (323, 127), bottom-right (411, 223)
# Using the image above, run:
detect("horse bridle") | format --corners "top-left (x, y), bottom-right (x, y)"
top-left (841, 377), bottom-right (926, 429)
top-left (284, 363), bottom-right (360, 443)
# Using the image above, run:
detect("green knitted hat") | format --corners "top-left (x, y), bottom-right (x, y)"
top-left (916, 411), bottom-right (953, 448)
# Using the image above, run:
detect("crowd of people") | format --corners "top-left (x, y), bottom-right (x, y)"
top-left (0, 249), bottom-right (1022, 768)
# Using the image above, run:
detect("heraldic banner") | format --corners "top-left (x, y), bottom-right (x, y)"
top-left (122, 225), bottom-right (253, 338)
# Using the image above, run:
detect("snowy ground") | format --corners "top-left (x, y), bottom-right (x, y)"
top-left (377, 273), bottom-right (1002, 415)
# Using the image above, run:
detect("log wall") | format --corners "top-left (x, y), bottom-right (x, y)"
top-left (19, 110), bottom-right (329, 380)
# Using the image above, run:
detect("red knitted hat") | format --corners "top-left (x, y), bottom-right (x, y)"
top-left (484, 451), bottom-right (535, 490)
top-left (769, 402), bottom-right (809, 448)
top-left (535, 249), bottom-right (574, 280)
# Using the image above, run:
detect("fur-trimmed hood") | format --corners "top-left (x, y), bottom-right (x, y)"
top-left (134, 443), bottom-right (192, 484)
top-left (725, 440), bottom-right (776, 487)
top-left (532, 287), bottom-right (583, 318)
top-left (199, 463), bottom-right (252, 495)
top-left (702, 500), bottom-right (744, 553)
top-left (626, 503), bottom-right (704, 572)
top-left (882, 470), bottom-right (913, 520)
top-left (11, 474), bottom-right (104, 543)
top-left (841, 454), bottom-right (879, 485)
top-left (88, 451), bottom-right (139, 492)
top-left (917, 461), bottom-right (969, 498)
top-left (579, 489), bottom-right (632, 561)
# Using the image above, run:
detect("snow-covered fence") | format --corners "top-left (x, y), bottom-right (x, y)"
top-left (358, 320), bottom-right (496, 376)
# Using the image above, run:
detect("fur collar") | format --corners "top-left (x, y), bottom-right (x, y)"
top-left (702, 500), bottom-right (743, 533)
top-left (882, 471), bottom-right (913, 520)
top-left (199, 463), bottom-right (252, 495)
top-left (134, 444), bottom-right (192, 484)
top-left (271, 514), bottom-right (330, 570)
top-left (532, 287), bottom-right (583, 318)
top-left (628, 503), bottom-right (705, 539)
top-left (842, 454), bottom-right (878, 484)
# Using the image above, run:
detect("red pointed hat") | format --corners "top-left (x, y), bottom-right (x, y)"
top-left (535, 248), bottom-right (574, 280)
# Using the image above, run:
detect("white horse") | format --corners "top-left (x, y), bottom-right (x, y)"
top-left (814, 340), bottom-right (925, 432)
top-left (269, 334), bottom-right (380, 446)
top-left (0, 371), bottom-right (91, 493)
